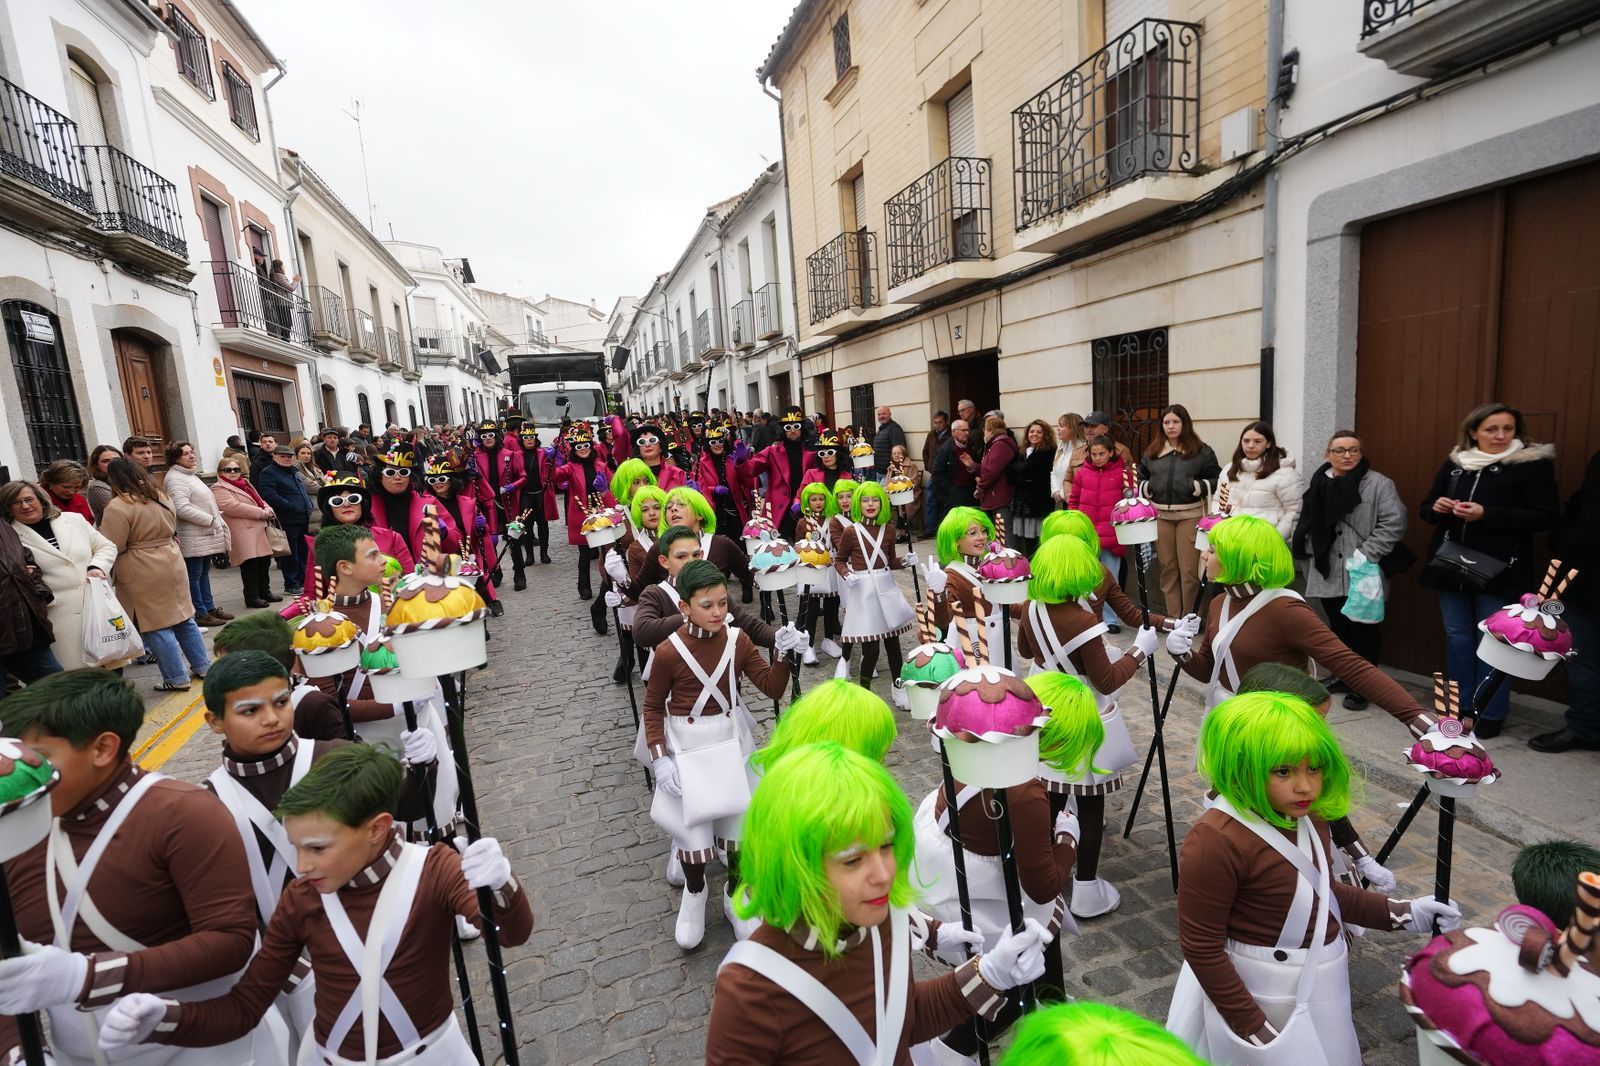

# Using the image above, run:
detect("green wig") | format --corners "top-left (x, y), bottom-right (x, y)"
top-left (1511, 839), bottom-right (1600, 927)
top-left (1238, 662), bottom-right (1331, 711)
top-left (1024, 672), bottom-right (1106, 781)
top-left (313, 522), bottom-right (372, 581)
top-left (0, 669), bottom-right (144, 760)
top-left (1039, 509), bottom-right (1100, 553)
top-left (936, 506), bottom-right (995, 565)
top-left (609, 458), bottom-right (657, 505)
top-left (752, 680), bottom-right (897, 774)
top-left (850, 480), bottom-right (893, 526)
top-left (1198, 691), bottom-right (1354, 829)
top-left (665, 485), bottom-right (717, 534)
top-left (798, 481), bottom-right (838, 521)
top-left (676, 558), bottom-right (727, 600)
top-left (735, 742), bottom-right (915, 957)
top-left (655, 523), bottom-right (700, 559)
top-left (1028, 533), bottom-right (1104, 604)
top-left (276, 742), bottom-right (402, 826)
top-left (213, 610), bottom-right (296, 670)
top-left (203, 649), bottom-right (289, 716)
top-left (1209, 514), bottom-right (1294, 589)
top-left (1001, 1001), bottom-right (1207, 1066)
top-left (630, 486), bottom-right (667, 532)
top-left (831, 478), bottom-right (858, 513)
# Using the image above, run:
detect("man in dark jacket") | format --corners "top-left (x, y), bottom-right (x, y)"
top-left (311, 428), bottom-right (350, 475)
top-left (257, 446), bottom-right (312, 594)
top-left (247, 433), bottom-right (278, 485)
top-left (872, 405), bottom-right (907, 480)
top-left (1533, 447), bottom-right (1600, 752)
top-left (930, 419), bottom-right (978, 530)
top-left (0, 519), bottom-right (59, 695)
top-left (922, 411), bottom-right (950, 530)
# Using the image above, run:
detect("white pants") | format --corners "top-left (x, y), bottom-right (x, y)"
top-left (300, 1016), bottom-right (474, 1066)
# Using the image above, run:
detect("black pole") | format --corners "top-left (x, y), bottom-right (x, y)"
top-left (1374, 785), bottom-right (1431, 867)
top-left (403, 699), bottom-right (483, 1065)
top-left (0, 869), bottom-right (46, 1066)
top-left (1133, 543), bottom-right (1179, 891)
top-left (1124, 574), bottom-right (1207, 839)
top-left (900, 505), bottom-right (922, 603)
top-left (442, 672), bottom-right (522, 1065)
top-left (615, 608), bottom-right (652, 790)
top-left (939, 742), bottom-right (991, 1066)
top-left (990, 788), bottom-right (1037, 1013)
top-left (789, 589), bottom-right (807, 703)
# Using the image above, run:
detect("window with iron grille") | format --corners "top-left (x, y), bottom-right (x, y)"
top-left (4, 302), bottom-right (87, 468)
top-left (425, 385), bottom-right (450, 426)
top-left (833, 13), bottom-right (852, 80)
top-left (357, 392), bottom-right (372, 431)
top-left (849, 383), bottom-right (875, 439)
top-left (167, 7), bottom-right (215, 99)
top-left (222, 63), bottom-right (258, 141)
top-left (1090, 327), bottom-right (1168, 459)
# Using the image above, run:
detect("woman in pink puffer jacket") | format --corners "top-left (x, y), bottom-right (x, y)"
top-left (1068, 441), bottom-right (1130, 627)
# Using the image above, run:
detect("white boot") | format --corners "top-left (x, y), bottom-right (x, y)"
top-left (1069, 876), bottom-right (1122, 918)
top-left (665, 848), bottom-right (685, 887)
top-left (834, 656), bottom-right (851, 680)
top-left (675, 887), bottom-right (709, 949)
top-left (891, 680), bottom-right (909, 711)
top-left (723, 891), bottom-right (761, 940)
top-left (820, 638), bottom-right (843, 659)
top-left (926, 1038), bottom-right (980, 1066)
top-left (802, 645), bottom-right (819, 665)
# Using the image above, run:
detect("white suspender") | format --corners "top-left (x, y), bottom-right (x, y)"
top-left (933, 785), bottom-right (983, 833)
top-left (1026, 601), bottom-right (1109, 676)
top-left (857, 524), bottom-right (888, 572)
top-left (666, 627), bottom-right (740, 719)
top-left (345, 605), bottom-right (386, 704)
top-left (47, 772), bottom-right (167, 952)
top-left (207, 739), bottom-right (317, 924)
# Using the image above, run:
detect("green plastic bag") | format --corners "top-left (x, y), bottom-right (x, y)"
top-left (1342, 552), bottom-right (1385, 624)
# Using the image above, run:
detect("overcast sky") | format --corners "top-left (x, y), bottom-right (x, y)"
top-left (243, 0), bottom-right (791, 308)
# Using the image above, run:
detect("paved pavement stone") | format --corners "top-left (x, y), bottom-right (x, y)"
top-left (148, 537), bottom-right (1528, 1064)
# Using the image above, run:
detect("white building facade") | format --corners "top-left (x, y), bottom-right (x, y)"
top-left (384, 241), bottom-right (507, 427)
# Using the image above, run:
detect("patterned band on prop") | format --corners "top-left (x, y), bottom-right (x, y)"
top-left (384, 608), bottom-right (491, 636)
top-left (421, 504), bottom-right (440, 575)
top-left (1539, 560), bottom-right (1561, 599)
top-left (993, 511), bottom-right (1007, 548)
top-left (314, 563), bottom-right (328, 602)
top-left (1217, 482), bottom-right (1231, 513)
top-left (1554, 870), bottom-right (1600, 977)
top-left (916, 602), bottom-right (935, 646)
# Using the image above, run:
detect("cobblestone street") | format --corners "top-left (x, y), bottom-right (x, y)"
top-left (156, 538), bottom-right (1524, 1065)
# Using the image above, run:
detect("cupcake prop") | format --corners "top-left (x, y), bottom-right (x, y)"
top-left (0, 738), bottom-right (56, 1065)
top-left (1477, 562), bottom-right (1580, 682)
top-left (900, 607), bottom-right (962, 720)
top-left (580, 494), bottom-right (627, 548)
top-left (751, 537), bottom-right (802, 593)
top-left (886, 473), bottom-right (915, 506)
top-left (362, 638), bottom-right (436, 704)
top-left (1110, 464), bottom-right (1159, 546)
top-left (976, 543), bottom-right (1032, 605)
top-left (1195, 484), bottom-right (1231, 551)
top-left (384, 505), bottom-right (489, 679)
top-left (794, 537), bottom-right (834, 594)
top-left (742, 497), bottom-right (778, 554)
top-left (850, 438), bottom-right (875, 470)
top-left (292, 606), bottom-right (361, 678)
top-left (1401, 872), bottom-right (1600, 1065)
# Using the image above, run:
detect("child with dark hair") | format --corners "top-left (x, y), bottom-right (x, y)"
top-left (213, 610), bottom-right (350, 742)
top-left (0, 670), bottom-right (277, 1064)
top-left (1512, 839), bottom-right (1600, 927)
top-left (99, 744), bottom-right (530, 1064)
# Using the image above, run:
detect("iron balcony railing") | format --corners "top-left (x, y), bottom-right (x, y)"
top-left (349, 309), bottom-right (377, 355)
top-left (412, 328), bottom-right (457, 363)
top-left (1012, 18), bottom-right (1201, 230)
top-left (1361, 0), bottom-right (1440, 36)
top-left (166, 6), bottom-right (215, 100)
top-left (755, 281), bottom-right (783, 337)
top-left (79, 145), bottom-right (186, 255)
top-left (381, 327), bottom-right (404, 368)
top-left (807, 231), bottom-right (878, 324)
top-left (661, 338), bottom-right (675, 372)
top-left (312, 286), bottom-right (347, 342)
top-left (730, 298), bottom-right (754, 348)
top-left (0, 75), bottom-right (93, 212)
top-left (695, 309), bottom-right (720, 355)
top-left (209, 260), bottom-right (312, 347)
top-left (885, 156), bottom-right (993, 288)
top-left (678, 330), bottom-right (692, 368)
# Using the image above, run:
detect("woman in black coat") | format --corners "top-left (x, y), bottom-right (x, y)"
top-left (1419, 402), bottom-right (1559, 733)
top-left (1010, 419), bottom-right (1058, 556)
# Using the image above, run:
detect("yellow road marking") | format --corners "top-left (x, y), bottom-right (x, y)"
top-left (134, 693), bottom-right (207, 769)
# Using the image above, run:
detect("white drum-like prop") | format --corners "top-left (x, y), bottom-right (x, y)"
top-left (888, 489), bottom-right (914, 506)
top-left (978, 580), bottom-right (1030, 605)
top-left (1422, 776), bottom-right (1484, 799)
top-left (391, 618), bottom-right (488, 678)
top-left (1194, 528), bottom-right (1210, 552)
top-left (297, 642), bottom-right (360, 679)
top-left (1113, 521), bottom-right (1159, 546)
top-left (906, 683), bottom-right (940, 720)
top-left (796, 565), bottom-right (834, 594)
top-left (0, 788), bottom-right (54, 863)
top-left (367, 668), bottom-right (437, 704)
top-left (583, 524), bottom-right (625, 549)
top-left (754, 567), bottom-right (802, 593)
top-left (853, 454), bottom-right (875, 470)
top-left (1475, 633), bottom-right (1560, 681)
top-left (941, 732), bottom-right (1040, 789)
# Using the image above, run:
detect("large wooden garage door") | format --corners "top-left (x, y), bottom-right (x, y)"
top-left (1355, 160), bottom-right (1600, 688)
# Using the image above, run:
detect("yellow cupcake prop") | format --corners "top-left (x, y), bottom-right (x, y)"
top-left (886, 474), bottom-right (915, 504)
top-left (850, 441), bottom-right (875, 469)
top-left (795, 537), bottom-right (835, 594)
top-left (293, 608), bottom-right (361, 677)
top-left (383, 572), bottom-right (489, 678)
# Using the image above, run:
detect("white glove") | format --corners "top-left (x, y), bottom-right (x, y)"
top-left (652, 756), bottom-right (681, 797)
top-left (932, 922), bottom-right (985, 966)
top-left (0, 940), bottom-right (89, 1013)
top-left (1053, 809), bottom-right (1081, 844)
top-left (603, 550), bottom-right (629, 584)
top-left (1133, 625), bottom-right (1159, 658)
top-left (773, 624), bottom-right (807, 656)
top-left (604, 589), bottom-right (623, 608)
top-left (1403, 897), bottom-right (1462, 934)
top-left (98, 992), bottom-right (167, 1051)
top-left (1354, 854), bottom-right (1397, 893)
top-left (977, 918), bottom-right (1051, 990)
top-left (460, 837), bottom-right (513, 891)
top-left (1165, 628), bottom-right (1194, 657)
top-left (400, 727), bottom-right (437, 766)
top-left (922, 561), bottom-right (947, 595)
top-left (903, 551), bottom-right (918, 569)
top-left (1175, 613), bottom-right (1203, 636)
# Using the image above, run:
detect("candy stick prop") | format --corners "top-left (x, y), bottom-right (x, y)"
top-left (1432, 675), bottom-right (1462, 930)
top-left (1553, 871), bottom-right (1600, 977)
top-left (1132, 538), bottom-right (1180, 890)
top-left (1123, 572), bottom-right (1208, 840)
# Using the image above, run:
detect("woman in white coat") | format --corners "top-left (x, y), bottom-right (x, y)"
top-left (0, 480), bottom-right (117, 669)
top-left (1215, 422), bottom-right (1302, 539)
top-left (163, 441), bottom-right (232, 627)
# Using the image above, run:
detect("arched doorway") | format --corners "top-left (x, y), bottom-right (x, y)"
top-left (112, 329), bottom-right (172, 456)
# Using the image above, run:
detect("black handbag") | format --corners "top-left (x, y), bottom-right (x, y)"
top-left (1425, 535), bottom-right (1509, 591)
top-left (1378, 541), bottom-right (1417, 577)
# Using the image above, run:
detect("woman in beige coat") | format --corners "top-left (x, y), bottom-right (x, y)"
top-left (163, 441), bottom-right (232, 628)
top-left (211, 456), bottom-right (278, 607)
top-left (99, 458), bottom-right (210, 691)
top-left (1, 481), bottom-right (117, 669)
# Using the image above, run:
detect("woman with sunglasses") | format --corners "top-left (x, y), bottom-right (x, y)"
top-left (797, 431), bottom-right (856, 497)
top-left (426, 451), bottom-right (504, 618)
top-left (693, 424), bottom-right (755, 536)
top-left (515, 425), bottom-right (558, 569)
top-left (742, 406), bottom-right (817, 541)
top-left (213, 455), bottom-right (280, 607)
top-left (618, 421), bottom-right (688, 492)
top-left (552, 424), bottom-right (617, 601)
top-left (297, 472), bottom-right (414, 596)
top-left (369, 445), bottom-right (462, 574)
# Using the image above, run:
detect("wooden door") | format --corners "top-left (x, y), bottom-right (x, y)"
top-left (114, 333), bottom-right (167, 453)
top-left (944, 352), bottom-right (999, 422)
top-left (202, 199), bottom-right (238, 325)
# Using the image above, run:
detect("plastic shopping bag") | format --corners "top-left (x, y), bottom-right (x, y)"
top-left (82, 577), bottom-right (145, 667)
top-left (1341, 551), bottom-right (1386, 624)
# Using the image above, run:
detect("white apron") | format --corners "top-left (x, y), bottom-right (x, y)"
top-left (944, 564), bottom-right (1004, 665)
top-left (47, 772), bottom-right (290, 1066)
top-left (1023, 602), bottom-right (1138, 790)
top-left (908, 789), bottom-right (1070, 952)
top-left (1204, 589), bottom-right (1300, 709)
top-left (840, 524), bottom-right (913, 642)
top-left (298, 843), bottom-right (474, 1066)
top-left (1165, 800), bottom-right (1359, 1066)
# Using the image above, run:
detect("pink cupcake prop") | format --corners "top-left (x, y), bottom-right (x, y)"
top-left (976, 543), bottom-right (1032, 604)
top-left (1110, 484), bottom-right (1159, 546)
top-left (1405, 675), bottom-right (1499, 798)
top-left (933, 665), bottom-right (1051, 788)
top-left (1477, 594), bottom-right (1577, 681)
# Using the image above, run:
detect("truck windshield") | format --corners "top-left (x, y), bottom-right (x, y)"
top-left (518, 389), bottom-right (605, 424)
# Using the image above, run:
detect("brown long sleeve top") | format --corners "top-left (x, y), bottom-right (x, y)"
top-left (929, 563), bottom-right (982, 633)
top-left (834, 521), bottom-right (901, 577)
top-left (706, 919), bottom-right (1002, 1065)
top-left (1180, 585), bottom-right (1431, 735)
top-left (1094, 569), bottom-right (1173, 631)
top-left (1016, 599), bottom-right (1145, 695)
top-left (1177, 810), bottom-right (1402, 1037)
top-left (635, 533), bottom-right (753, 597)
top-left (933, 779), bottom-right (1076, 905)
top-left (630, 582), bottom-right (776, 652)
top-left (642, 622), bottom-right (790, 758)
top-left (0, 762), bottom-right (257, 1053)
top-left (290, 683), bottom-right (354, 741)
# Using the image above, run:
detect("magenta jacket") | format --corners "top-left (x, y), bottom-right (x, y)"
top-left (1067, 455), bottom-right (1129, 558)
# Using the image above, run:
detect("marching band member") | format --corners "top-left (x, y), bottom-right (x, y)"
top-left (694, 424), bottom-right (755, 536)
top-left (834, 481), bottom-right (916, 708)
top-left (742, 406), bottom-right (816, 540)
top-left (369, 445), bottom-right (461, 571)
top-left (515, 425), bottom-right (557, 573)
top-left (425, 452), bottom-right (502, 618)
top-left (551, 423), bottom-right (616, 603)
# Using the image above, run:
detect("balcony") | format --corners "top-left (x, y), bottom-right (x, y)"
top-left (380, 327), bottom-right (405, 370)
top-left (755, 281), bottom-right (783, 340)
top-left (885, 156), bottom-right (995, 304)
top-left (1358, 0), bottom-right (1596, 77)
top-left (208, 260), bottom-right (315, 360)
top-left (675, 329), bottom-right (696, 376)
top-left (1012, 18), bottom-right (1203, 254)
top-left (0, 76), bottom-right (96, 230)
top-left (78, 145), bottom-right (187, 272)
top-left (807, 230), bottom-right (888, 334)
top-left (348, 309), bottom-right (378, 363)
top-left (695, 309), bottom-right (726, 361)
top-left (311, 286), bottom-right (347, 349)
top-left (413, 328), bottom-right (457, 366)
top-left (729, 298), bottom-right (755, 351)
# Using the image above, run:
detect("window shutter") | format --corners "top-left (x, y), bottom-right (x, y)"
top-left (67, 64), bottom-right (107, 146)
top-left (1105, 0), bottom-right (1171, 41)
top-left (946, 84), bottom-right (976, 159)
top-left (413, 296), bottom-right (438, 330)
top-left (851, 174), bottom-right (866, 233)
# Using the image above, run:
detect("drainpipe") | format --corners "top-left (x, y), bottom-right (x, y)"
top-left (1259, 0), bottom-right (1285, 426)
top-left (762, 77), bottom-right (805, 413)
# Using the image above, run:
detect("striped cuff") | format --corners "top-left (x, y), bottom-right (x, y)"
top-left (953, 956), bottom-right (1005, 1021)
top-left (648, 743), bottom-right (669, 760)
top-left (492, 877), bottom-right (521, 911)
top-left (157, 1000), bottom-right (183, 1034)
top-left (79, 951), bottom-right (129, 1009)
